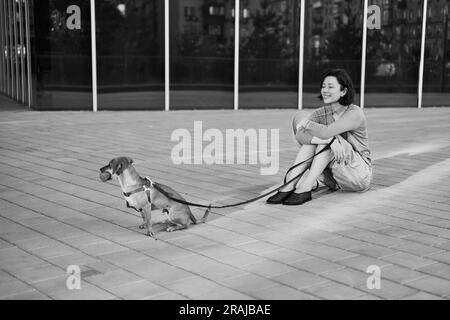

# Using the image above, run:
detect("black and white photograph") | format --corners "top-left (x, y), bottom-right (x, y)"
top-left (0, 0), bottom-right (450, 306)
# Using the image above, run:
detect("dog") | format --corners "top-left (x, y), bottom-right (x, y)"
top-left (99, 157), bottom-right (210, 238)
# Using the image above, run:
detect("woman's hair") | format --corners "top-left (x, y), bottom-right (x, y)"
top-left (318, 68), bottom-right (355, 106)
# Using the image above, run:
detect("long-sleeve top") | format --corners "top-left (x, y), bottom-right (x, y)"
top-left (296, 104), bottom-right (372, 164)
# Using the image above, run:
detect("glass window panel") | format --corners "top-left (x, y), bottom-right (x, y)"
top-left (0, 0), bottom-right (5, 95)
top-left (303, 0), bottom-right (363, 109)
top-left (170, 0), bottom-right (234, 110)
top-left (31, 0), bottom-right (92, 110)
top-left (239, 0), bottom-right (300, 109)
top-left (96, 0), bottom-right (165, 110)
top-left (365, 0), bottom-right (424, 107)
top-left (422, 0), bottom-right (450, 107)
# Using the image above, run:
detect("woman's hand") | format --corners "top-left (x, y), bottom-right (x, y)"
top-left (295, 118), bottom-right (310, 133)
top-left (330, 138), bottom-right (351, 165)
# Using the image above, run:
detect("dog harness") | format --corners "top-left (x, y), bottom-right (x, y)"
top-left (122, 177), bottom-right (155, 212)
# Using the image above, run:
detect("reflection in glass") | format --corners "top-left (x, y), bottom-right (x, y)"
top-left (365, 0), bottom-right (423, 107)
top-left (32, 0), bottom-right (92, 110)
top-left (239, 0), bottom-right (299, 109)
top-left (170, 0), bottom-right (234, 110)
top-left (423, 0), bottom-right (450, 107)
top-left (303, 0), bottom-right (363, 108)
top-left (96, 0), bottom-right (165, 110)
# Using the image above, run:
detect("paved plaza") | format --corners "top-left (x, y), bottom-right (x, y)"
top-left (1, 95), bottom-right (450, 300)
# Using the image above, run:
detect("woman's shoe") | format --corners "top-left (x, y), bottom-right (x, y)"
top-left (282, 191), bottom-right (312, 206)
top-left (267, 189), bottom-right (295, 204)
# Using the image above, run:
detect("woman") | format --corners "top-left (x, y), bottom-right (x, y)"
top-left (267, 68), bottom-right (372, 206)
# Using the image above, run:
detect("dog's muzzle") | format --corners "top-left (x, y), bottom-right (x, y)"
top-left (99, 165), bottom-right (112, 182)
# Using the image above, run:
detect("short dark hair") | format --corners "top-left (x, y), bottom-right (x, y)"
top-left (318, 69), bottom-right (355, 106)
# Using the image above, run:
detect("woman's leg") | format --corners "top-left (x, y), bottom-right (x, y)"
top-left (294, 145), bottom-right (333, 193)
top-left (280, 144), bottom-right (317, 192)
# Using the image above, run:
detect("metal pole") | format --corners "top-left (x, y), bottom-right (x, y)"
top-left (418, 0), bottom-right (428, 109)
top-left (13, 0), bottom-right (19, 101)
top-left (90, 0), bottom-right (97, 112)
top-left (234, 0), bottom-right (240, 111)
top-left (360, 0), bottom-right (368, 109)
top-left (298, 0), bottom-right (305, 110)
top-left (165, 0), bottom-right (169, 111)
top-left (25, 0), bottom-right (32, 108)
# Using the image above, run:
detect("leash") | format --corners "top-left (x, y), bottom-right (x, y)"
top-left (140, 138), bottom-right (335, 210)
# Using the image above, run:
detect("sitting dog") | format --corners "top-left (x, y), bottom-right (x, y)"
top-left (99, 157), bottom-right (209, 238)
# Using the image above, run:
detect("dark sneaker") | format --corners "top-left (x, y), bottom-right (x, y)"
top-left (266, 190), bottom-right (295, 204)
top-left (282, 191), bottom-right (312, 206)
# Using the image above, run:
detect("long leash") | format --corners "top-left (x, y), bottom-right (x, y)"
top-left (147, 138), bottom-right (335, 210)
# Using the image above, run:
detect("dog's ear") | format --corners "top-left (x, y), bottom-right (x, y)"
top-left (111, 158), bottom-right (124, 176)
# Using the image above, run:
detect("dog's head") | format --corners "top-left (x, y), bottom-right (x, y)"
top-left (99, 157), bottom-right (134, 182)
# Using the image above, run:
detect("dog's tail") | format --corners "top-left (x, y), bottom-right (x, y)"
top-left (191, 205), bottom-right (211, 224)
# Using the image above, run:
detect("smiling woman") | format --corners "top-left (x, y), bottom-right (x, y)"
top-left (267, 68), bottom-right (372, 206)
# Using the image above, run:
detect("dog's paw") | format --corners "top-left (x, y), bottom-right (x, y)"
top-left (146, 230), bottom-right (155, 238)
top-left (139, 224), bottom-right (146, 229)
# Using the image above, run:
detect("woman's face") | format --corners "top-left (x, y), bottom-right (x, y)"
top-left (321, 76), bottom-right (347, 105)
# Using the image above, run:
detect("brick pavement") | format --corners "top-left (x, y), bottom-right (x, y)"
top-left (0, 95), bottom-right (450, 300)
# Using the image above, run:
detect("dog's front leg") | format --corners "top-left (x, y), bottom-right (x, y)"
top-left (142, 203), bottom-right (156, 238)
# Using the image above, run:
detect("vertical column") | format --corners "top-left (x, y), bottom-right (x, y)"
top-left (164, 0), bottom-right (169, 111)
top-left (90, 0), bottom-right (97, 112)
top-left (234, 0), bottom-right (239, 111)
top-left (418, 0), bottom-right (428, 109)
top-left (360, 0), bottom-right (368, 109)
top-left (24, 0), bottom-right (31, 108)
top-left (298, 0), bottom-right (305, 110)
top-left (19, 0), bottom-right (25, 103)
top-left (13, 0), bottom-right (19, 101)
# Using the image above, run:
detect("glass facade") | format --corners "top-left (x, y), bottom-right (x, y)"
top-left (303, 0), bottom-right (363, 108)
top-left (169, 0), bottom-right (234, 110)
top-left (1, 0), bottom-right (450, 110)
top-left (239, 0), bottom-right (300, 109)
top-left (0, 0), bottom-right (30, 105)
top-left (422, 0), bottom-right (450, 107)
top-left (96, 0), bottom-right (165, 110)
top-left (365, 0), bottom-right (424, 108)
top-left (31, 0), bottom-right (92, 110)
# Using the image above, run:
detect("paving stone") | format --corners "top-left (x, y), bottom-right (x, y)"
top-left (290, 257), bottom-right (346, 275)
top-left (356, 279), bottom-right (418, 300)
top-left (4, 290), bottom-right (52, 300)
top-left (401, 292), bottom-right (445, 300)
top-left (166, 276), bottom-right (232, 299)
top-left (382, 253), bottom-right (436, 269)
top-left (303, 282), bottom-right (366, 300)
top-left (0, 279), bottom-right (36, 299)
top-left (381, 265), bottom-right (428, 284)
top-left (271, 270), bottom-right (330, 290)
top-left (417, 262), bottom-right (450, 281)
top-left (407, 276), bottom-right (450, 298)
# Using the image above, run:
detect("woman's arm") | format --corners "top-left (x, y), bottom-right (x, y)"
top-left (295, 129), bottom-right (333, 145)
top-left (303, 109), bottom-right (364, 140)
